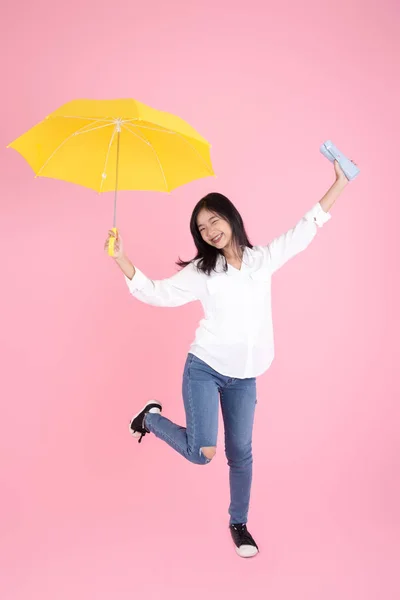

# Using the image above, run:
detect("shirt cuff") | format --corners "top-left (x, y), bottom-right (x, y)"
top-left (304, 202), bottom-right (332, 228)
top-left (125, 267), bottom-right (148, 293)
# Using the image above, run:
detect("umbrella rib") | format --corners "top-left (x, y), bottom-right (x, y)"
top-left (99, 126), bottom-right (118, 193)
top-left (121, 124), bottom-right (151, 146)
top-left (35, 120), bottom-right (106, 177)
top-left (122, 124), bottom-right (170, 192)
top-left (74, 122), bottom-right (114, 136)
top-left (124, 121), bottom-right (175, 135)
top-left (174, 132), bottom-right (214, 175)
top-left (56, 115), bottom-right (115, 123)
top-left (123, 122), bottom-right (213, 174)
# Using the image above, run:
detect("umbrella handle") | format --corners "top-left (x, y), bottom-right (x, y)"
top-left (108, 227), bottom-right (118, 257)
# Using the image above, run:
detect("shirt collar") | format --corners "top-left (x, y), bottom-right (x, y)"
top-left (215, 246), bottom-right (255, 273)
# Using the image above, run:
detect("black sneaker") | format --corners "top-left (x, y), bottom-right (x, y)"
top-left (229, 523), bottom-right (259, 558)
top-left (129, 401), bottom-right (162, 443)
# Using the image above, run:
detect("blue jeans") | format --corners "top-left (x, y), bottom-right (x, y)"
top-left (144, 353), bottom-right (257, 525)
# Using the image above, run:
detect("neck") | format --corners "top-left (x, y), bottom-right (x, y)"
top-left (223, 243), bottom-right (243, 262)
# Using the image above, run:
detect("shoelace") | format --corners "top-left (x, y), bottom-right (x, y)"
top-left (136, 416), bottom-right (150, 444)
top-left (232, 524), bottom-right (257, 546)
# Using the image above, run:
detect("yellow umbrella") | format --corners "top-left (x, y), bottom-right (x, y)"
top-left (8, 98), bottom-right (215, 255)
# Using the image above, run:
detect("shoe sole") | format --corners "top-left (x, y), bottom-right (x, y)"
top-left (129, 401), bottom-right (162, 438)
top-left (236, 545), bottom-right (259, 558)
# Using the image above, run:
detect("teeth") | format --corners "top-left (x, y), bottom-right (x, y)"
top-left (213, 234), bottom-right (222, 243)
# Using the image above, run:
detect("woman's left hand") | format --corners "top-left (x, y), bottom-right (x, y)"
top-left (334, 158), bottom-right (357, 184)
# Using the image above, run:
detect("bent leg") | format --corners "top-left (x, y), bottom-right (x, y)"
top-left (145, 354), bottom-right (219, 465)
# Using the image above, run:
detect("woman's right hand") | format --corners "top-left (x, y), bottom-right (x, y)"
top-left (104, 229), bottom-right (124, 260)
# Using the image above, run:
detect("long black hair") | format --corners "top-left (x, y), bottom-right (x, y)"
top-left (177, 192), bottom-right (253, 276)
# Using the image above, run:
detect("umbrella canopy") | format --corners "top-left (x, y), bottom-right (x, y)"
top-left (8, 98), bottom-right (214, 193)
top-left (8, 98), bottom-right (215, 255)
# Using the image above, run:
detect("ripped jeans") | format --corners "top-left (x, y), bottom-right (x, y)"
top-left (144, 353), bottom-right (257, 525)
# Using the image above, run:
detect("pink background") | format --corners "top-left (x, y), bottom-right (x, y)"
top-left (1, 1), bottom-right (399, 599)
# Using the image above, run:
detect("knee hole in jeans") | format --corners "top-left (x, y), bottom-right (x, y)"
top-left (200, 446), bottom-right (217, 460)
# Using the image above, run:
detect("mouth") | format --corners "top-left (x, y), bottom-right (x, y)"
top-left (211, 233), bottom-right (223, 244)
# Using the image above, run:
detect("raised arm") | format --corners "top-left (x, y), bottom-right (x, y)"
top-left (264, 165), bottom-right (349, 274)
top-left (105, 230), bottom-right (199, 308)
top-left (263, 201), bottom-right (331, 273)
top-left (124, 263), bottom-right (199, 307)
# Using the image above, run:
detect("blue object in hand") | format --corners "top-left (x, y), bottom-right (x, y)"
top-left (320, 140), bottom-right (360, 181)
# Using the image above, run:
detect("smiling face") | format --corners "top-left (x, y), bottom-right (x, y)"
top-left (196, 208), bottom-right (233, 251)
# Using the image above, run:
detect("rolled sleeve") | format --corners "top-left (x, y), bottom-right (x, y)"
top-left (304, 202), bottom-right (332, 228)
top-left (124, 263), bottom-right (199, 307)
top-left (263, 202), bottom-right (332, 274)
top-left (125, 267), bottom-right (149, 293)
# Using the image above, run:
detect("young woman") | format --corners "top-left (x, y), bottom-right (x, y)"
top-left (105, 159), bottom-right (355, 558)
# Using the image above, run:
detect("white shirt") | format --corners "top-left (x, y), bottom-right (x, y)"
top-left (125, 202), bottom-right (331, 378)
